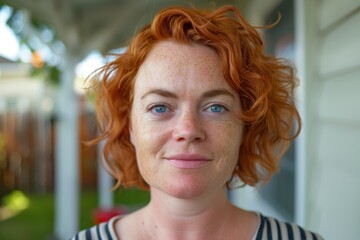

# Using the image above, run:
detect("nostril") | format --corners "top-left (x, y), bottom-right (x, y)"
top-left (173, 128), bottom-right (205, 143)
top-left (176, 136), bottom-right (186, 142)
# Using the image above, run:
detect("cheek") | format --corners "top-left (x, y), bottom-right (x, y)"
top-left (131, 107), bottom-right (163, 147)
top-left (131, 119), bottom-right (169, 169)
top-left (133, 124), bottom-right (172, 187)
top-left (214, 120), bottom-right (242, 147)
top-left (133, 121), bottom-right (169, 151)
top-left (211, 122), bottom-right (243, 169)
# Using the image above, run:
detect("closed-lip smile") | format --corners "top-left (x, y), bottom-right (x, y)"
top-left (165, 153), bottom-right (210, 169)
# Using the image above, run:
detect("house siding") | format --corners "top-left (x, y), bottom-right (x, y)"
top-left (306, 1), bottom-right (360, 239)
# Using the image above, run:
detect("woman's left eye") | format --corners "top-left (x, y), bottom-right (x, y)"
top-left (206, 104), bottom-right (227, 113)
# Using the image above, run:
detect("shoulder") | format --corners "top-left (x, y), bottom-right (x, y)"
top-left (255, 214), bottom-right (324, 240)
top-left (69, 216), bottom-right (121, 240)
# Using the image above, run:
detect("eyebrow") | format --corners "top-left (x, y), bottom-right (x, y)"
top-left (141, 88), bottom-right (236, 100)
top-left (141, 89), bottom-right (178, 100)
top-left (201, 89), bottom-right (236, 100)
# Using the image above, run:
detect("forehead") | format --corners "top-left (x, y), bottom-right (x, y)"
top-left (134, 40), bottom-right (227, 89)
top-left (143, 40), bottom-right (220, 67)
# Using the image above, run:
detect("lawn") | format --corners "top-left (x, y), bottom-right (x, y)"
top-left (0, 188), bottom-right (150, 240)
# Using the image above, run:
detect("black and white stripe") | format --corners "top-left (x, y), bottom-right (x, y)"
top-left (70, 213), bottom-right (324, 239)
top-left (70, 216), bottom-right (119, 240)
top-left (255, 214), bottom-right (324, 240)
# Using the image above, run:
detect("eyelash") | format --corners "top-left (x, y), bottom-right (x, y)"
top-left (204, 104), bottom-right (228, 113)
top-left (147, 103), bottom-right (229, 115)
top-left (148, 104), bottom-right (170, 114)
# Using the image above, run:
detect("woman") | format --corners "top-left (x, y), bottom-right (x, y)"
top-left (71, 5), bottom-right (323, 240)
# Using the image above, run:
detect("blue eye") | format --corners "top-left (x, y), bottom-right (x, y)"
top-left (151, 105), bottom-right (168, 113)
top-left (207, 104), bottom-right (226, 113)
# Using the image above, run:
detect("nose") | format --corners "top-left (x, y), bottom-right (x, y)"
top-left (172, 109), bottom-right (205, 143)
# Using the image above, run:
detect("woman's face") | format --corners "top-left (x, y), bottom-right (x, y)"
top-left (130, 40), bottom-right (244, 199)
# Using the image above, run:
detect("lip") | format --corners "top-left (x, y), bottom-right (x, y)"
top-left (165, 154), bottom-right (210, 169)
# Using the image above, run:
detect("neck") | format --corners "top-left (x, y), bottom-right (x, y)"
top-left (141, 187), bottom-right (235, 240)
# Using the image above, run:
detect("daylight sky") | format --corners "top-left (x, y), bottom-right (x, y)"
top-left (0, 6), bottom-right (20, 60)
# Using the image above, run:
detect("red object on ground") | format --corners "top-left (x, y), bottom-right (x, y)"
top-left (93, 206), bottom-right (127, 224)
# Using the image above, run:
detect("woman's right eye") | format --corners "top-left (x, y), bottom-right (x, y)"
top-left (150, 104), bottom-right (168, 114)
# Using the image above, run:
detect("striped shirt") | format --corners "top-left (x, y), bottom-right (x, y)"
top-left (70, 213), bottom-right (324, 240)
top-left (255, 214), bottom-right (324, 240)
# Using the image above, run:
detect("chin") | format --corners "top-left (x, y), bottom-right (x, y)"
top-left (161, 176), bottom-right (215, 200)
top-left (166, 186), bottom-right (206, 199)
top-left (144, 170), bottom-right (228, 200)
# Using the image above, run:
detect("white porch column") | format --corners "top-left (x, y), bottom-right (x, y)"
top-left (98, 140), bottom-right (114, 208)
top-left (54, 54), bottom-right (80, 239)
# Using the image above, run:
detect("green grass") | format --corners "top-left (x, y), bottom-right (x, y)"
top-left (0, 188), bottom-right (150, 240)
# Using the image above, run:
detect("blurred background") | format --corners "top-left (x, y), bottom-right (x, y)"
top-left (0, 0), bottom-right (359, 239)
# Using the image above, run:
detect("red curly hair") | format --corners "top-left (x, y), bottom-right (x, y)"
top-left (90, 5), bottom-right (301, 189)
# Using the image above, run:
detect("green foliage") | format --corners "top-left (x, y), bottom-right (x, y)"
top-left (30, 63), bottom-right (61, 86)
top-left (2, 191), bottom-right (29, 212)
top-left (0, 192), bottom-right (55, 240)
top-left (0, 189), bottom-right (149, 240)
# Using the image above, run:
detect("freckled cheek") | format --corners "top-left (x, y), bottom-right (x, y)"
top-left (132, 123), bottom-right (173, 186)
top-left (132, 120), bottom-right (169, 161)
top-left (210, 122), bottom-right (243, 167)
top-left (132, 125), bottom-right (162, 183)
